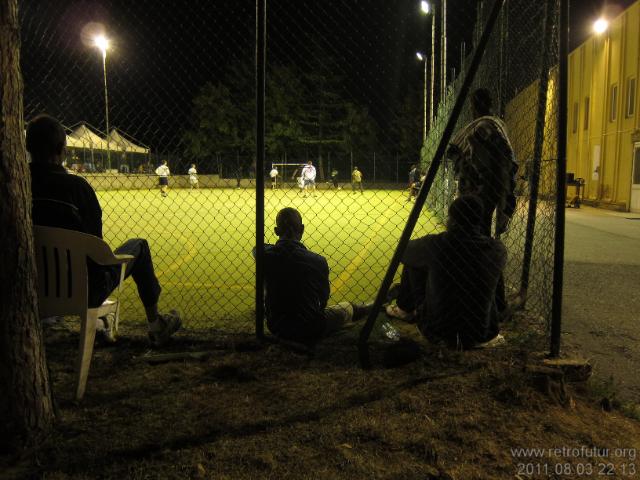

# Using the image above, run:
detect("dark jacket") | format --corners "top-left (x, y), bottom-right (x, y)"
top-left (403, 227), bottom-right (506, 348)
top-left (30, 163), bottom-right (102, 238)
top-left (264, 239), bottom-right (330, 344)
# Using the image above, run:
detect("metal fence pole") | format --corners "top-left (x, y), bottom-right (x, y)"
top-left (255, 0), bottom-right (266, 339)
top-left (550, 0), bottom-right (568, 357)
top-left (518, 0), bottom-right (556, 306)
top-left (358, 0), bottom-right (506, 368)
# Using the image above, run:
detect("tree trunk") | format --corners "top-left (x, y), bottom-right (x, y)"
top-left (0, 0), bottom-right (55, 451)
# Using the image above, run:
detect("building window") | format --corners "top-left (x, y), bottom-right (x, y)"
top-left (610, 84), bottom-right (618, 122)
top-left (626, 77), bottom-right (636, 118)
top-left (572, 102), bottom-right (579, 133)
top-left (583, 97), bottom-right (590, 130)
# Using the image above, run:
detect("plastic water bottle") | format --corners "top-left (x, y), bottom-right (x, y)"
top-left (380, 321), bottom-right (400, 341)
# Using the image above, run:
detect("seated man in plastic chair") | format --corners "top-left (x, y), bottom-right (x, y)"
top-left (385, 195), bottom-right (506, 350)
top-left (26, 114), bottom-right (181, 346)
top-left (261, 207), bottom-right (373, 347)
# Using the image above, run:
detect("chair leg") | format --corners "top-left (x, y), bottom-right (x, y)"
top-left (75, 309), bottom-right (98, 401)
top-left (114, 263), bottom-right (127, 334)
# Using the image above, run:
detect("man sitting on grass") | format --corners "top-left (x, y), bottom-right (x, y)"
top-left (385, 195), bottom-right (506, 349)
top-left (27, 114), bottom-right (181, 346)
top-left (263, 208), bottom-right (372, 346)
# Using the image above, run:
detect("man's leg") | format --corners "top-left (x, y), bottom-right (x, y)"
top-left (323, 301), bottom-right (353, 336)
top-left (395, 265), bottom-right (428, 313)
top-left (113, 239), bottom-right (162, 316)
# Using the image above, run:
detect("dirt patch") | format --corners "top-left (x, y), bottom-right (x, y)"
top-left (2, 315), bottom-right (640, 479)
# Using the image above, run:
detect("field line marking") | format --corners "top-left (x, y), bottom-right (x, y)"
top-left (332, 204), bottom-right (399, 295)
top-left (157, 233), bottom-right (199, 278)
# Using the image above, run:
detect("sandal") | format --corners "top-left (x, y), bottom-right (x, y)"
top-left (385, 304), bottom-right (413, 321)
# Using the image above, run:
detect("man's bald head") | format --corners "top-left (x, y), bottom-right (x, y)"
top-left (275, 207), bottom-right (304, 240)
top-left (26, 114), bottom-right (66, 164)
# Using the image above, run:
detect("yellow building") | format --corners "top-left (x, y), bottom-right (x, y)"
top-left (568, 0), bottom-right (640, 212)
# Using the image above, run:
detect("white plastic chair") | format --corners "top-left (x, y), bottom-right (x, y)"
top-left (33, 226), bottom-right (133, 400)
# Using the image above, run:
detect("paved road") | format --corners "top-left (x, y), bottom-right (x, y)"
top-left (562, 206), bottom-right (640, 402)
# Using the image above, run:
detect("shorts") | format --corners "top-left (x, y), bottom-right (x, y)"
top-left (303, 179), bottom-right (315, 187)
top-left (189, 177), bottom-right (198, 184)
top-left (159, 177), bottom-right (168, 186)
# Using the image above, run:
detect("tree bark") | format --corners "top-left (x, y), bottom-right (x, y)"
top-left (0, 0), bottom-right (54, 451)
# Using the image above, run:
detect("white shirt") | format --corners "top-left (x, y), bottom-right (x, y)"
top-left (155, 165), bottom-right (170, 177)
top-left (188, 167), bottom-right (198, 180)
top-left (269, 168), bottom-right (278, 178)
top-left (301, 164), bottom-right (316, 181)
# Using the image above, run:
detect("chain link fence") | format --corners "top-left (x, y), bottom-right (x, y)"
top-left (21, 0), bottom-right (560, 337)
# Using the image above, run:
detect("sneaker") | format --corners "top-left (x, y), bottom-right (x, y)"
top-left (475, 333), bottom-right (505, 349)
top-left (100, 313), bottom-right (117, 344)
top-left (148, 310), bottom-right (181, 347)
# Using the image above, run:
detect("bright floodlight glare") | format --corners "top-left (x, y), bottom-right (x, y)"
top-left (420, 1), bottom-right (431, 14)
top-left (93, 35), bottom-right (109, 52)
top-left (416, 52), bottom-right (424, 61)
top-left (593, 18), bottom-right (609, 35)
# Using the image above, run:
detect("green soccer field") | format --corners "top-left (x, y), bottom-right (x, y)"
top-left (97, 187), bottom-right (444, 331)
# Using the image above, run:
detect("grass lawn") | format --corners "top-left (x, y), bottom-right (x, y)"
top-left (97, 187), bottom-right (443, 330)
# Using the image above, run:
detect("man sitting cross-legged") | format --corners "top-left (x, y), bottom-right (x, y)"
top-left (386, 195), bottom-right (506, 349)
top-left (263, 208), bottom-right (372, 346)
top-left (26, 114), bottom-right (181, 346)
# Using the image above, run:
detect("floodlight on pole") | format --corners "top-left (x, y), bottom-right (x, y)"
top-left (593, 18), bottom-right (609, 35)
top-left (416, 52), bottom-right (428, 142)
top-left (93, 34), bottom-right (111, 170)
top-left (419, 0), bottom-right (436, 129)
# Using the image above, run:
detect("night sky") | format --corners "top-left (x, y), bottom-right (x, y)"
top-left (18, 0), bottom-right (636, 156)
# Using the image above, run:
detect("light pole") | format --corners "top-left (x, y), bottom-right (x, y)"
top-left (420, 1), bottom-right (436, 129)
top-left (93, 35), bottom-right (111, 170)
top-left (416, 52), bottom-right (428, 142)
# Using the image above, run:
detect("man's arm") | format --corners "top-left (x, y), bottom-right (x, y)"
top-left (77, 180), bottom-right (103, 238)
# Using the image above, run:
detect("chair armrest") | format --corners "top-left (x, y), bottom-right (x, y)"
top-left (114, 254), bottom-right (135, 263)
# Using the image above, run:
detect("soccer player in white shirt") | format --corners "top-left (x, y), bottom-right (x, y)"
top-left (301, 160), bottom-right (317, 197)
top-left (188, 164), bottom-right (199, 189)
top-left (155, 160), bottom-right (170, 197)
top-left (269, 166), bottom-right (279, 189)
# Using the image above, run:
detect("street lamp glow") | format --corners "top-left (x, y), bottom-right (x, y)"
top-left (416, 52), bottom-right (425, 61)
top-left (93, 35), bottom-right (109, 54)
top-left (593, 18), bottom-right (609, 35)
top-left (420, 1), bottom-right (431, 14)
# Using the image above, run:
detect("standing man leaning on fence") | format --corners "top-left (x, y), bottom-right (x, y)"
top-left (27, 114), bottom-right (181, 346)
top-left (155, 160), bottom-right (170, 197)
top-left (262, 208), bottom-right (373, 346)
top-left (351, 166), bottom-right (363, 193)
top-left (447, 88), bottom-right (517, 319)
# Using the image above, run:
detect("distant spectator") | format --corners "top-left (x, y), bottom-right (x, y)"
top-left (301, 160), bottom-right (317, 197)
top-left (351, 166), bottom-right (363, 193)
top-left (408, 164), bottom-right (420, 202)
top-left (269, 166), bottom-right (279, 189)
top-left (188, 163), bottom-right (199, 189)
top-left (155, 160), bottom-right (170, 197)
top-left (263, 208), bottom-right (373, 346)
top-left (386, 195), bottom-right (506, 349)
top-left (330, 169), bottom-right (339, 189)
top-left (27, 114), bottom-right (181, 346)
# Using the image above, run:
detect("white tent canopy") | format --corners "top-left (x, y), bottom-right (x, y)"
top-left (107, 129), bottom-right (150, 154)
top-left (68, 124), bottom-right (110, 151)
